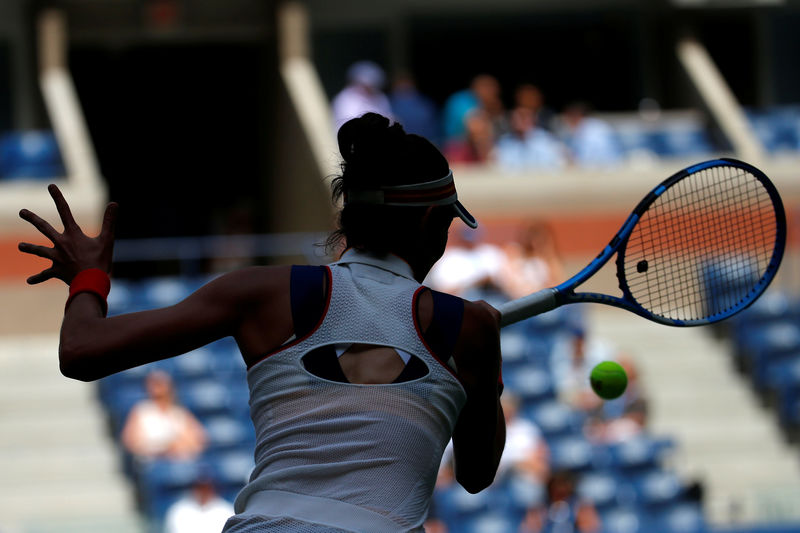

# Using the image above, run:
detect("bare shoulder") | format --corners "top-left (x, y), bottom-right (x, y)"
top-left (461, 300), bottom-right (501, 342)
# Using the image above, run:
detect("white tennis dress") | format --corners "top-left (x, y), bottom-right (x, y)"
top-left (223, 249), bottom-right (467, 533)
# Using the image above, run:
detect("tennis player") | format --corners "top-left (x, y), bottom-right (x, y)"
top-left (19, 112), bottom-right (505, 532)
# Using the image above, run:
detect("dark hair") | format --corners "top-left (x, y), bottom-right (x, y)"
top-left (327, 113), bottom-right (449, 255)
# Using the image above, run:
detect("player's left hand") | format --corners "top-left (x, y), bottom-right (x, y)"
top-left (18, 184), bottom-right (118, 285)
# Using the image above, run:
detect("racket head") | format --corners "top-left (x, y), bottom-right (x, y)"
top-left (615, 158), bottom-right (786, 326)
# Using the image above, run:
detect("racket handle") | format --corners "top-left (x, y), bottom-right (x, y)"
top-left (498, 288), bottom-right (559, 328)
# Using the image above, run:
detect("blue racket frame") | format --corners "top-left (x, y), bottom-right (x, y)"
top-left (499, 158), bottom-right (787, 328)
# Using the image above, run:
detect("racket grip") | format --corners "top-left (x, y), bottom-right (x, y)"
top-left (498, 288), bottom-right (559, 328)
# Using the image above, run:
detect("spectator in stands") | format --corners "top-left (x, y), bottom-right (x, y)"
top-left (520, 470), bottom-right (601, 533)
top-left (331, 60), bottom-right (393, 131)
top-left (426, 225), bottom-right (506, 299)
top-left (495, 106), bottom-right (567, 171)
top-left (584, 355), bottom-right (649, 444)
top-left (497, 392), bottom-right (550, 489)
top-left (164, 473), bottom-right (235, 533)
top-left (514, 83), bottom-right (556, 133)
top-left (121, 370), bottom-right (208, 462)
top-left (559, 101), bottom-right (624, 168)
top-left (550, 327), bottom-right (617, 413)
top-left (442, 108), bottom-right (496, 164)
top-left (390, 72), bottom-right (441, 146)
top-left (436, 393), bottom-right (549, 491)
top-left (442, 74), bottom-right (508, 149)
top-left (496, 221), bottom-right (565, 300)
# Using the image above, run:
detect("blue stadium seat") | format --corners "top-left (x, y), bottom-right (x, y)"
top-left (178, 379), bottom-right (242, 418)
top-left (767, 357), bottom-right (800, 429)
top-left (653, 502), bottom-right (705, 533)
top-left (727, 291), bottom-right (799, 339)
top-left (137, 458), bottom-right (206, 520)
top-left (549, 436), bottom-right (595, 472)
top-left (208, 340), bottom-right (248, 376)
top-left (137, 277), bottom-right (195, 308)
top-left (524, 400), bottom-right (584, 441)
top-left (0, 130), bottom-right (65, 179)
top-left (97, 364), bottom-right (151, 405)
top-left (107, 279), bottom-right (137, 315)
top-left (633, 471), bottom-right (683, 508)
top-left (615, 122), bottom-right (657, 157)
top-left (208, 450), bottom-right (254, 492)
top-left (500, 328), bottom-right (530, 367)
top-left (490, 474), bottom-right (545, 520)
top-left (576, 471), bottom-right (620, 510)
top-left (660, 127), bottom-right (714, 157)
top-left (738, 321), bottom-right (800, 390)
top-left (459, 512), bottom-right (518, 533)
top-left (602, 506), bottom-right (643, 533)
top-left (701, 255), bottom-right (761, 320)
top-left (203, 416), bottom-right (256, 452)
top-left (503, 365), bottom-right (556, 407)
top-left (747, 107), bottom-right (800, 153)
top-left (605, 436), bottom-right (673, 478)
top-left (171, 347), bottom-right (217, 382)
top-left (433, 482), bottom-right (495, 526)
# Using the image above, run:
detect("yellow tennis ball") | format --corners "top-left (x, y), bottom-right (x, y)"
top-left (590, 361), bottom-right (628, 400)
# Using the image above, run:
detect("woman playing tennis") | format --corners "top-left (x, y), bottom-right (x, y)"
top-left (19, 112), bottom-right (505, 532)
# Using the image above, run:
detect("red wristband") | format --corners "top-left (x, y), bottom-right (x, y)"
top-left (66, 268), bottom-right (111, 316)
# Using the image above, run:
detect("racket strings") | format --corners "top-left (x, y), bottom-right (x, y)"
top-left (653, 169), bottom-right (775, 318)
top-left (624, 166), bottom-right (778, 321)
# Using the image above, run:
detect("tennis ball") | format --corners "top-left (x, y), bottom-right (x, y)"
top-left (590, 361), bottom-right (628, 400)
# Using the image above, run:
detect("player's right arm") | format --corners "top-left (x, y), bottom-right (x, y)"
top-left (450, 300), bottom-right (506, 493)
top-left (18, 185), bottom-right (293, 382)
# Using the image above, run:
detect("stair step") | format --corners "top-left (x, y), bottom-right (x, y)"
top-left (0, 329), bottom-right (142, 529)
top-left (0, 410), bottom-right (111, 447)
top-left (0, 445), bottom-right (123, 482)
top-left (0, 483), bottom-right (135, 518)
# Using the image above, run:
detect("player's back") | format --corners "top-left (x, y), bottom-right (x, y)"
top-left (227, 250), bottom-right (467, 533)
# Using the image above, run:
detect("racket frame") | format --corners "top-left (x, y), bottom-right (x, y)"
top-left (498, 158), bottom-right (786, 328)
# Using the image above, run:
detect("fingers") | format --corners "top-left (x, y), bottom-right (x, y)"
top-left (26, 267), bottom-right (57, 285)
top-left (19, 208), bottom-right (60, 243)
top-left (18, 242), bottom-right (56, 261)
top-left (100, 202), bottom-right (119, 241)
top-left (48, 184), bottom-right (80, 232)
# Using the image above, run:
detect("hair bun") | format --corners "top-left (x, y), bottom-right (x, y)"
top-left (338, 113), bottom-right (405, 167)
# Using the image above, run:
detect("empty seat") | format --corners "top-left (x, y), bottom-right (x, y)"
top-left (0, 130), bottom-right (65, 179)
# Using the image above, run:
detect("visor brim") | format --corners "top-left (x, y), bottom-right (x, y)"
top-left (452, 200), bottom-right (478, 229)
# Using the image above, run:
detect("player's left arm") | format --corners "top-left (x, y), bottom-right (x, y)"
top-left (18, 185), bottom-right (287, 381)
top-left (54, 267), bottom-right (286, 381)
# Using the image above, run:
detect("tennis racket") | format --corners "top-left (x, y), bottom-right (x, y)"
top-left (498, 158), bottom-right (786, 328)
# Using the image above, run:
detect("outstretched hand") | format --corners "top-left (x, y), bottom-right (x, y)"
top-left (18, 184), bottom-right (118, 285)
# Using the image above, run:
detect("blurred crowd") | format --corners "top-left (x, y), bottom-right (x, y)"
top-left (423, 222), bottom-right (651, 533)
top-left (121, 370), bottom-right (234, 533)
top-left (331, 61), bottom-right (625, 171)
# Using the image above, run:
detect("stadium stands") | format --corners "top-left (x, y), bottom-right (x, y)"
top-left (726, 290), bottom-right (800, 440)
top-left (746, 107), bottom-right (800, 155)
